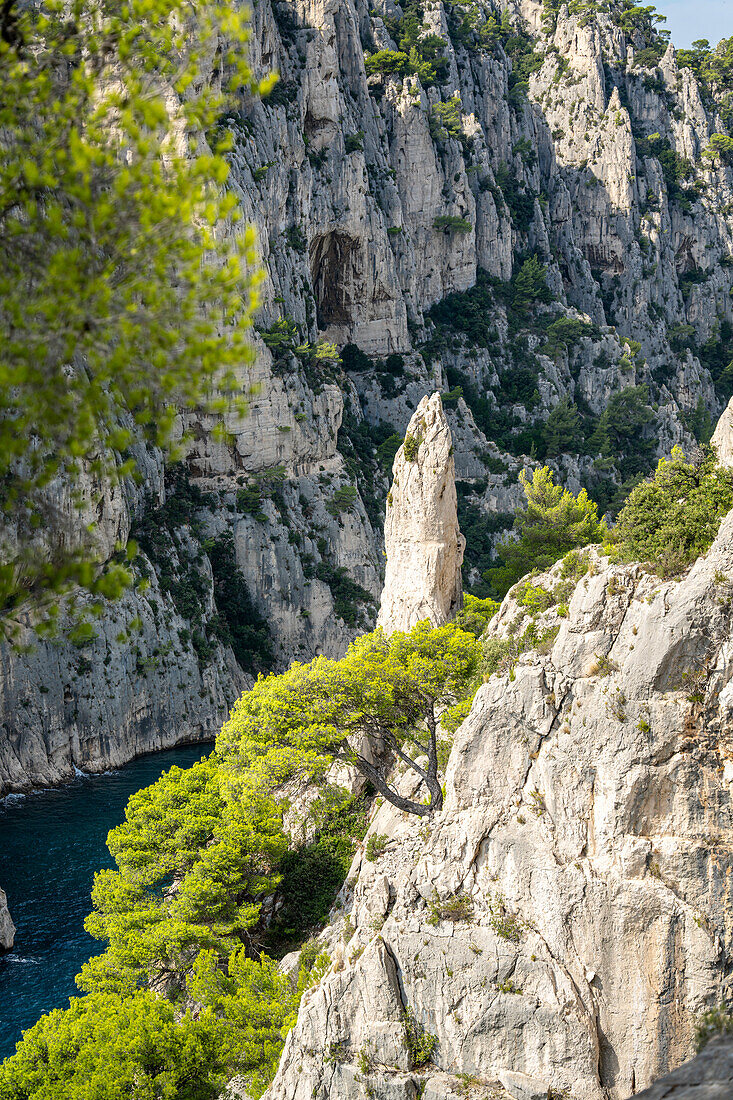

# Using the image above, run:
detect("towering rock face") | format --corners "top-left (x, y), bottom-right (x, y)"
top-left (0, 565), bottom-right (246, 792)
top-left (377, 394), bottom-right (464, 633)
top-left (0, 889), bottom-right (14, 954)
top-left (6, 0), bottom-right (733, 790)
top-left (266, 512), bottom-right (733, 1100)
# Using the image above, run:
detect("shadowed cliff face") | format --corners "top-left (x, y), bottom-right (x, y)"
top-left (264, 509), bottom-right (733, 1100)
top-left (4, 0), bottom-right (733, 791)
top-left (713, 395), bottom-right (733, 468)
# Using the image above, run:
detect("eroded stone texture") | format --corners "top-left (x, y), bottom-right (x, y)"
top-left (377, 394), bottom-right (464, 633)
top-left (266, 513), bottom-right (733, 1100)
top-left (630, 1038), bottom-right (733, 1099)
top-left (0, 545), bottom-right (245, 794)
top-left (713, 398), bottom-right (733, 468)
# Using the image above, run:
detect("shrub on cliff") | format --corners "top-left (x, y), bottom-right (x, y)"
top-left (429, 96), bottom-right (465, 143)
top-left (543, 396), bottom-right (583, 456)
top-left (365, 48), bottom-right (410, 77)
top-left (77, 758), bottom-right (287, 993)
top-left (694, 1004), bottom-right (733, 1052)
top-left (0, 946), bottom-right (327, 1100)
top-left (677, 37), bottom-right (733, 129)
top-left (704, 133), bottom-right (733, 167)
top-left (11, 756), bottom-right (342, 1095)
top-left (218, 621), bottom-right (481, 817)
top-left (488, 467), bottom-right (607, 596)
top-left (0, 990), bottom-right (233, 1100)
top-left (610, 446), bottom-right (733, 576)
top-left (454, 594), bottom-right (500, 637)
top-left (587, 385), bottom-right (656, 478)
top-left (207, 532), bottom-right (274, 673)
top-left (511, 254), bottom-right (553, 311)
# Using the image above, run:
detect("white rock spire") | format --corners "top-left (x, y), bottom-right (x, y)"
top-left (712, 396), bottom-right (733, 468)
top-left (377, 393), bottom-right (465, 634)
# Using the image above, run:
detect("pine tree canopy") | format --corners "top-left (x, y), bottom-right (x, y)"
top-left (0, 0), bottom-right (266, 632)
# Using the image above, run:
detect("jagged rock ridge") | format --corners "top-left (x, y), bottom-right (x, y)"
top-left (266, 509), bottom-right (733, 1100)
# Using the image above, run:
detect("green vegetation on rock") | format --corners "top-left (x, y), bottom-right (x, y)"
top-left (429, 96), bottom-right (465, 144)
top-left (219, 622), bottom-right (480, 818)
top-left (0, 0), bottom-right (263, 632)
top-left (489, 467), bottom-right (607, 596)
top-left (365, 0), bottom-right (449, 86)
top-left (677, 37), bottom-right (733, 130)
top-left (2, 619), bottom-right (480, 1096)
top-left (611, 446), bottom-right (733, 576)
top-left (0, 989), bottom-right (235, 1100)
top-left (133, 465), bottom-right (273, 672)
top-left (454, 594), bottom-right (500, 636)
top-left (270, 795), bottom-right (370, 946)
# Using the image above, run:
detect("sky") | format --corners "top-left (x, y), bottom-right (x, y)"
top-left (654, 0), bottom-right (731, 48)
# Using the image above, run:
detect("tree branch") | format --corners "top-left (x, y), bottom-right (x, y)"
top-left (424, 709), bottom-right (443, 812)
top-left (334, 751), bottom-right (431, 818)
top-left (392, 742), bottom-right (428, 782)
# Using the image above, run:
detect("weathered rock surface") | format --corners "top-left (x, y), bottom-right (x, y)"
top-left (6, 0), bottom-right (733, 789)
top-left (630, 1037), bottom-right (733, 1099)
top-left (377, 393), bottom-right (464, 633)
top-left (266, 512), bottom-right (733, 1100)
top-left (0, 888), bottom-right (14, 954)
top-left (713, 398), bottom-right (733, 469)
top-left (499, 1070), bottom-right (552, 1100)
top-left (0, 547), bottom-right (245, 794)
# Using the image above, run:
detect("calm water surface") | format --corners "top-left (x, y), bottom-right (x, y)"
top-left (0, 743), bottom-right (212, 1060)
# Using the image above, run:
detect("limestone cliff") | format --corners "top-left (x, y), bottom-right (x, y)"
top-left (265, 511), bottom-right (733, 1100)
top-left (631, 1037), bottom-right (733, 1099)
top-left (0, 549), bottom-right (245, 791)
top-left (6, 0), bottom-right (733, 790)
top-left (377, 393), bottom-right (464, 633)
top-left (713, 395), bottom-right (733, 468)
top-left (629, 1034), bottom-right (730, 1095)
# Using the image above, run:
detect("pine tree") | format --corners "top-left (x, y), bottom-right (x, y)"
top-left (612, 446), bottom-right (733, 576)
top-left (218, 622), bottom-right (481, 818)
top-left (544, 397), bottom-right (582, 456)
top-left (0, 0), bottom-right (267, 633)
top-left (490, 467), bottom-right (606, 594)
top-left (511, 254), bottom-right (552, 311)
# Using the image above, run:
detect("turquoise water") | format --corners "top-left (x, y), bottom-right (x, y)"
top-left (0, 744), bottom-right (212, 1061)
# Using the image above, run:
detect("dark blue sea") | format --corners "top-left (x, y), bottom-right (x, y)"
top-left (0, 743), bottom-right (212, 1061)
